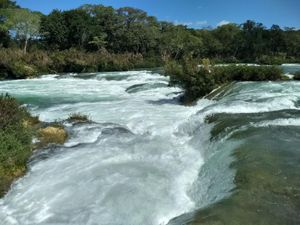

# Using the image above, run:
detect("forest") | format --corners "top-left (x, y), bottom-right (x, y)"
top-left (0, 0), bottom-right (300, 79)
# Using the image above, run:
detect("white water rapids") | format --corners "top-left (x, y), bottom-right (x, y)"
top-left (0, 71), bottom-right (211, 225)
top-left (1, 68), bottom-right (300, 225)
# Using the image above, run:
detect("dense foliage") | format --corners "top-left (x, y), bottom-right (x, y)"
top-left (0, 0), bottom-right (299, 78)
top-left (0, 94), bottom-right (32, 196)
top-left (0, 48), bottom-right (160, 79)
top-left (36, 8), bottom-right (300, 63)
top-left (165, 59), bottom-right (283, 103)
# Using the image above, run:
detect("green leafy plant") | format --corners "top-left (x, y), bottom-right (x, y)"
top-left (0, 94), bottom-right (33, 197)
top-left (165, 61), bottom-right (283, 103)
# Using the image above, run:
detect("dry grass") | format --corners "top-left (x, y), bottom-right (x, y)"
top-left (37, 126), bottom-right (68, 146)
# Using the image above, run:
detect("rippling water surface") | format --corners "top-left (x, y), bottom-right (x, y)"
top-left (0, 66), bottom-right (299, 225)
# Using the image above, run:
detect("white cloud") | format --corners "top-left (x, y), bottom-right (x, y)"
top-left (217, 20), bottom-right (231, 27)
top-left (174, 20), bottom-right (208, 27)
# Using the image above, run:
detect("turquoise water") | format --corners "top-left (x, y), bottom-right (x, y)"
top-left (0, 66), bottom-right (300, 225)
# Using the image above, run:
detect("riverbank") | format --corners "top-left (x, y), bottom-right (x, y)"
top-left (1, 48), bottom-right (300, 81)
top-left (0, 95), bottom-right (90, 197)
top-left (0, 48), bottom-right (162, 80)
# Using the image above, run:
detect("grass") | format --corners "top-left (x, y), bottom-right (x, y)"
top-left (37, 126), bottom-right (68, 146)
top-left (67, 113), bottom-right (90, 123)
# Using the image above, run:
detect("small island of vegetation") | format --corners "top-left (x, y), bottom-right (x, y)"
top-left (0, 94), bottom-right (64, 197)
top-left (165, 58), bottom-right (284, 103)
top-left (0, 94), bottom-right (92, 197)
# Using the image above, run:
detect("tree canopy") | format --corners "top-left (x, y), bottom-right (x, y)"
top-left (0, 0), bottom-right (299, 63)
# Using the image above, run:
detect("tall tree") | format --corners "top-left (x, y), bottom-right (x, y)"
top-left (0, 0), bottom-right (18, 9)
top-left (212, 23), bottom-right (241, 59)
top-left (63, 9), bottom-right (93, 49)
top-left (40, 10), bottom-right (68, 50)
top-left (240, 20), bottom-right (267, 60)
top-left (268, 25), bottom-right (286, 54)
top-left (88, 34), bottom-right (107, 51)
top-left (80, 4), bottom-right (121, 50)
top-left (3, 8), bottom-right (41, 53)
top-left (0, 0), bottom-right (18, 47)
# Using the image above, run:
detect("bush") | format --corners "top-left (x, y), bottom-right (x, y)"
top-left (0, 94), bottom-right (33, 197)
top-left (213, 65), bottom-right (282, 83)
top-left (0, 94), bottom-right (32, 166)
top-left (0, 49), bottom-right (41, 79)
top-left (10, 62), bottom-right (38, 78)
top-left (67, 113), bottom-right (89, 123)
top-left (0, 94), bottom-right (30, 131)
top-left (0, 48), bottom-right (156, 79)
top-left (256, 54), bottom-right (287, 65)
top-left (0, 131), bottom-right (31, 171)
top-left (165, 60), bottom-right (283, 103)
top-left (165, 58), bottom-right (216, 103)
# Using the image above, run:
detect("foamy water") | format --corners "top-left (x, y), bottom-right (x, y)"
top-left (0, 68), bottom-right (300, 225)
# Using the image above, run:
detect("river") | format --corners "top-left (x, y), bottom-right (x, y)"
top-left (0, 65), bottom-right (299, 225)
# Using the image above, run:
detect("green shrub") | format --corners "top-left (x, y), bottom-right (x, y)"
top-left (0, 48), bottom-right (154, 79)
top-left (0, 131), bottom-right (31, 170)
top-left (0, 49), bottom-right (43, 79)
top-left (0, 94), bottom-right (33, 197)
top-left (256, 54), bottom-right (287, 65)
top-left (0, 94), bottom-right (32, 161)
top-left (10, 62), bottom-right (38, 79)
top-left (67, 113), bottom-right (89, 123)
top-left (165, 58), bottom-right (216, 103)
top-left (165, 60), bottom-right (283, 103)
top-left (213, 65), bottom-right (282, 83)
top-left (0, 94), bottom-right (29, 130)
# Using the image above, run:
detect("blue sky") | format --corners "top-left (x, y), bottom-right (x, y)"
top-left (15, 0), bottom-right (300, 29)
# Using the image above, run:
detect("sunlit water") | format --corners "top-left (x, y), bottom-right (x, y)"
top-left (0, 66), bottom-right (300, 225)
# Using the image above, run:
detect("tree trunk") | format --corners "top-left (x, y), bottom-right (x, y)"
top-left (23, 38), bottom-right (28, 54)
